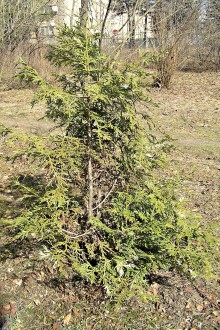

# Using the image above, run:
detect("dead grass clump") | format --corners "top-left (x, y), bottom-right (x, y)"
top-left (0, 42), bottom-right (53, 89)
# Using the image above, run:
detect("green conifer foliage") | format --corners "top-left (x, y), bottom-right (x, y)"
top-left (1, 26), bottom-right (216, 296)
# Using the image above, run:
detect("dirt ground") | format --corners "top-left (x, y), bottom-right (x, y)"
top-left (150, 72), bottom-right (220, 225)
top-left (0, 71), bottom-right (219, 329)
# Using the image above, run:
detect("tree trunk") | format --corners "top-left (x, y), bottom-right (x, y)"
top-left (70, 0), bottom-right (76, 28)
top-left (99, 0), bottom-right (113, 48)
top-left (126, 3), bottom-right (136, 49)
top-left (87, 109), bottom-right (93, 219)
top-left (129, 14), bottom-right (135, 48)
top-left (88, 155), bottom-right (93, 219)
top-left (144, 14), bottom-right (148, 48)
top-left (80, 0), bottom-right (89, 29)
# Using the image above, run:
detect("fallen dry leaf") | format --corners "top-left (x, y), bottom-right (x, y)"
top-left (204, 300), bottom-right (210, 306)
top-left (63, 313), bottom-right (72, 326)
top-left (213, 311), bottom-right (219, 316)
top-left (197, 304), bottom-right (204, 312)
top-left (34, 299), bottom-right (40, 306)
top-left (211, 316), bottom-right (220, 324)
top-left (1, 303), bottom-right (11, 314)
top-left (184, 286), bottom-right (193, 293)
top-left (12, 278), bottom-right (23, 286)
top-left (58, 284), bottom-right (65, 292)
top-left (4, 303), bottom-right (11, 310)
top-left (72, 308), bottom-right (80, 319)
top-left (186, 300), bottom-right (194, 309)
top-left (53, 322), bottom-right (60, 329)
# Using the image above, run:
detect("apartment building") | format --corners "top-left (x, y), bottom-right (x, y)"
top-left (36, 1), bottom-right (156, 47)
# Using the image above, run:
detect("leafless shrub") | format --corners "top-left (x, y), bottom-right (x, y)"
top-left (154, 0), bottom-right (202, 88)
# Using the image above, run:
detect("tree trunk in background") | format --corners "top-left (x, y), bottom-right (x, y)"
top-left (129, 11), bottom-right (136, 48)
top-left (80, 0), bottom-right (89, 29)
top-left (70, 0), bottom-right (76, 27)
top-left (125, 3), bottom-right (136, 48)
top-left (144, 14), bottom-right (148, 47)
top-left (99, 0), bottom-right (113, 48)
top-left (205, 0), bottom-right (220, 69)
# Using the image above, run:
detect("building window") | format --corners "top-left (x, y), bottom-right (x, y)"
top-left (39, 25), bottom-right (54, 36)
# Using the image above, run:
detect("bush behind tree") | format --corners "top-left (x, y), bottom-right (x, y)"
top-left (0, 26), bottom-right (217, 298)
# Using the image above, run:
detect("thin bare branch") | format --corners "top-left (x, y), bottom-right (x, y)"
top-left (92, 179), bottom-right (117, 211)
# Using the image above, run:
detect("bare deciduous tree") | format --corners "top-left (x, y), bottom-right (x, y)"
top-left (198, 0), bottom-right (220, 70)
top-left (0, 0), bottom-right (54, 82)
top-left (0, 0), bottom-right (51, 51)
top-left (154, 0), bottom-right (202, 87)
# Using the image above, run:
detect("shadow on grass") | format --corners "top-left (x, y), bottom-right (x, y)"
top-left (0, 173), bottom-right (47, 217)
top-left (0, 237), bottom-right (45, 262)
top-left (0, 173), bottom-right (49, 262)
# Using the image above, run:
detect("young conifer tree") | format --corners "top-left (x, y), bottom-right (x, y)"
top-left (1, 26), bottom-right (216, 296)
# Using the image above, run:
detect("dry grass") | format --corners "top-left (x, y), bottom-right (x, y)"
top-left (0, 43), bottom-right (53, 86)
top-left (149, 71), bottom-right (220, 225)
